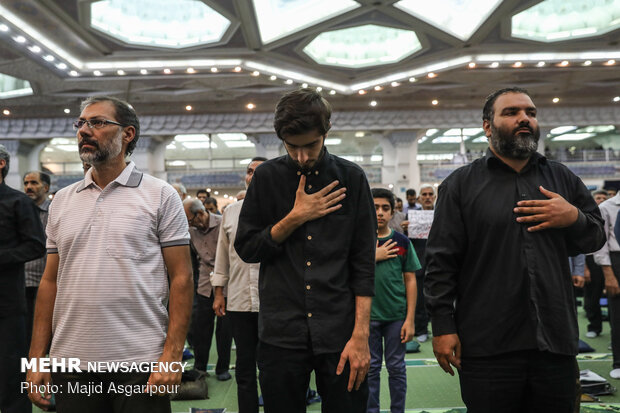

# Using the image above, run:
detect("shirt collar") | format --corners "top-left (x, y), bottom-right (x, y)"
top-left (76, 161), bottom-right (143, 193)
top-left (484, 147), bottom-right (546, 170)
top-left (38, 199), bottom-right (51, 212)
top-left (286, 146), bottom-right (332, 177)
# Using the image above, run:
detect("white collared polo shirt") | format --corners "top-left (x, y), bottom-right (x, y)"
top-left (46, 161), bottom-right (190, 369)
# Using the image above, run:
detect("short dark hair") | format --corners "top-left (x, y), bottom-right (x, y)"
top-left (396, 197), bottom-right (403, 203)
top-left (204, 197), bottom-right (218, 206)
top-left (592, 190), bottom-right (608, 197)
top-left (251, 156), bottom-right (268, 162)
top-left (482, 87), bottom-right (531, 122)
top-left (80, 96), bottom-right (141, 157)
top-left (406, 188), bottom-right (417, 197)
top-left (0, 144), bottom-right (9, 179)
top-left (23, 171), bottom-right (51, 188)
top-left (196, 189), bottom-right (208, 196)
top-left (274, 88), bottom-right (331, 140)
top-left (372, 188), bottom-right (395, 212)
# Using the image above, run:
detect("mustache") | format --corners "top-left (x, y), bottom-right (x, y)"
top-left (513, 124), bottom-right (534, 135)
top-left (79, 137), bottom-right (99, 149)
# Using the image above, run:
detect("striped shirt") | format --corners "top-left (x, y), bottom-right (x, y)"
top-left (212, 200), bottom-right (260, 312)
top-left (24, 199), bottom-right (50, 288)
top-left (46, 162), bottom-right (190, 369)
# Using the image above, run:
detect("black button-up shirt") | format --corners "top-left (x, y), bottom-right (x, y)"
top-left (425, 149), bottom-right (605, 357)
top-left (235, 149), bottom-right (376, 354)
top-left (0, 181), bottom-right (46, 316)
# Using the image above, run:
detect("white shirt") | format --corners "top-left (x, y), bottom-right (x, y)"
top-left (46, 162), bottom-right (190, 369)
top-left (594, 193), bottom-right (620, 266)
top-left (211, 200), bottom-right (260, 312)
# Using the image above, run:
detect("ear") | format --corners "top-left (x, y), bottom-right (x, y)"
top-left (122, 125), bottom-right (136, 146)
top-left (482, 119), bottom-right (492, 137)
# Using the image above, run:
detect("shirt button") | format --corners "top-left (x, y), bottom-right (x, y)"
top-left (307, 235), bottom-right (312, 240)
top-left (308, 185), bottom-right (312, 190)
top-left (306, 285), bottom-right (311, 290)
top-left (297, 171), bottom-right (301, 176)
top-left (307, 313), bottom-right (312, 317)
top-left (98, 198), bottom-right (103, 202)
top-left (306, 261), bottom-right (311, 267)
top-left (315, 171), bottom-right (319, 175)
top-left (521, 193), bottom-right (527, 198)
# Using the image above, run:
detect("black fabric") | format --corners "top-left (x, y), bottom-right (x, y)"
top-left (51, 371), bottom-right (171, 413)
top-left (606, 252), bottom-right (620, 368)
top-left (412, 238), bottom-right (429, 336)
top-left (257, 341), bottom-right (368, 413)
top-left (228, 311), bottom-right (259, 413)
top-left (425, 149), bottom-right (605, 357)
top-left (192, 294), bottom-right (232, 374)
top-left (0, 315), bottom-right (30, 413)
top-left (0, 181), bottom-right (46, 316)
top-left (458, 350), bottom-right (577, 413)
top-left (25, 286), bottom-right (37, 354)
top-left (235, 149), bottom-right (376, 354)
top-left (584, 255), bottom-right (605, 334)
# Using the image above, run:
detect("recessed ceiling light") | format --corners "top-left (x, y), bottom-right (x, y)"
top-left (559, 60), bottom-right (569, 66)
top-left (427, 72), bottom-right (437, 78)
top-left (358, 90), bottom-right (367, 95)
top-left (210, 67), bottom-right (218, 73)
top-left (28, 45), bottom-right (41, 53)
top-left (214, 191), bottom-right (219, 195)
top-left (224, 194), bottom-right (229, 198)
top-left (251, 71), bottom-right (260, 76)
top-left (536, 61), bottom-right (545, 67)
top-left (391, 81), bottom-right (400, 87)
top-left (388, 184), bottom-right (394, 189)
top-left (369, 100), bottom-right (377, 107)
top-left (605, 59), bottom-right (616, 66)
top-left (316, 87), bottom-right (322, 92)
top-left (69, 70), bottom-right (79, 77)
top-left (185, 105), bottom-right (192, 111)
top-left (2, 109), bottom-right (10, 115)
top-left (163, 68), bottom-right (172, 74)
top-left (302, 83), bottom-right (308, 88)
top-left (285, 79), bottom-right (293, 84)
top-left (374, 85), bottom-right (383, 91)
top-left (329, 90), bottom-right (336, 95)
top-left (56, 63), bottom-right (67, 70)
top-left (0, 24), bottom-right (9, 32)
top-left (431, 99), bottom-right (439, 105)
top-left (63, 108), bottom-right (70, 114)
top-left (140, 69), bottom-right (148, 75)
top-left (13, 35), bottom-right (26, 43)
top-left (409, 77), bottom-right (416, 82)
top-left (117, 69), bottom-right (125, 75)
top-left (355, 132), bottom-right (364, 138)
top-left (186, 67), bottom-right (196, 74)
top-left (246, 103), bottom-right (255, 110)
top-left (93, 70), bottom-right (103, 76)
top-left (552, 97), bottom-right (560, 103)
top-left (43, 55), bottom-right (55, 62)
top-left (583, 60), bottom-right (592, 66)
top-left (468, 62), bottom-right (476, 68)
top-left (490, 62), bottom-right (499, 68)
top-left (269, 75), bottom-right (277, 81)
top-left (234, 66), bottom-right (242, 72)
top-left (614, 96), bottom-right (620, 102)
top-left (513, 61), bottom-right (522, 68)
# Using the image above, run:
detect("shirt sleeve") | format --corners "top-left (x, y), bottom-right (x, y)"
top-left (235, 170), bottom-right (283, 263)
top-left (158, 184), bottom-right (190, 248)
top-left (403, 239), bottom-right (421, 273)
top-left (0, 194), bottom-right (45, 265)
top-left (593, 202), bottom-right (615, 266)
top-left (424, 177), bottom-right (468, 336)
top-left (212, 206), bottom-right (231, 287)
top-left (569, 254), bottom-right (585, 276)
top-left (347, 172), bottom-right (377, 297)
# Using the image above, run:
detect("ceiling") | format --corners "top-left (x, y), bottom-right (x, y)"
top-left (0, 0), bottom-right (619, 121)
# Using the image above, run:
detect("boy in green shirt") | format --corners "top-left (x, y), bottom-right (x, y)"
top-left (368, 188), bottom-right (420, 413)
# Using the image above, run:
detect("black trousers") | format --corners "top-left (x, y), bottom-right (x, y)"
top-left (459, 350), bottom-right (577, 413)
top-left (192, 293), bottom-right (232, 373)
top-left (228, 311), bottom-right (259, 413)
top-left (0, 315), bottom-right (30, 413)
top-left (607, 252), bottom-right (620, 368)
top-left (411, 239), bottom-right (429, 336)
top-left (584, 255), bottom-right (605, 334)
top-left (51, 371), bottom-right (171, 413)
top-left (257, 341), bottom-right (368, 413)
top-left (25, 286), bottom-right (38, 353)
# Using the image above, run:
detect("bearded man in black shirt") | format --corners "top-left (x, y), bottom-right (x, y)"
top-left (235, 88), bottom-right (376, 413)
top-left (425, 87), bottom-right (605, 413)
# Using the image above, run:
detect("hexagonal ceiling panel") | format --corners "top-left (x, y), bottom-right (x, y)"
top-left (512, 0), bottom-right (620, 42)
top-left (395, 0), bottom-right (503, 41)
top-left (303, 24), bottom-right (422, 69)
top-left (252, 0), bottom-right (360, 44)
top-left (90, 0), bottom-right (231, 49)
top-left (0, 73), bottom-right (32, 98)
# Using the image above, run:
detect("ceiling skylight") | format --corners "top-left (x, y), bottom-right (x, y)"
top-left (0, 73), bottom-right (33, 98)
top-left (395, 0), bottom-right (503, 41)
top-left (90, 0), bottom-right (231, 49)
top-left (304, 24), bottom-right (421, 68)
top-left (252, 0), bottom-right (359, 44)
top-left (512, 0), bottom-right (620, 42)
top-left (552, 133), bottom-right (596, 141)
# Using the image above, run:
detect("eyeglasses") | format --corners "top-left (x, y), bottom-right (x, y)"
top-left (188, 213), bottom-right (199, 225)
top-left (73, 119), bottom-right (124, 130)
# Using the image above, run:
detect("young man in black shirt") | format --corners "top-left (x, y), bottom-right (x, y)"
top-left (235, 88), bottom-right (376, 413)
top-left (425, 87), bottom-right (605, 412)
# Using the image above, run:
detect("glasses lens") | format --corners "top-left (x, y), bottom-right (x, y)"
top-left (73, 120), bottom-right (84, 130)
top-left (91, 119), bottom-right (106, 128)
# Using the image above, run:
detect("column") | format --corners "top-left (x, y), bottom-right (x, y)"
top-left (250, 134), bottom-right (282, 160)
top-left (379, 131), bottom-right (421, 198)
top-left (537, 127), bottom-right (551, 156)
top-left (131, 136), bottom-right (172, 181)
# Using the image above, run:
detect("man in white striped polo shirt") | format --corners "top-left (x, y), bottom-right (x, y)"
top-left (27, 96), bottom-right (194, 413)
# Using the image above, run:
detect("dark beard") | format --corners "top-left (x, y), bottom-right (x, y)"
top-left (489, 122), bottom-right (540, 160)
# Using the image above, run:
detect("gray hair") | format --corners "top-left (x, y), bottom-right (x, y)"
top-left (183, 198), bottom-right (205, 214)
top-left (0, 144), bottom-right (10, 179)
top-left (419, 184), bottom-right (435, 193)
top-left (172, 183), bottom-right (187, 195)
